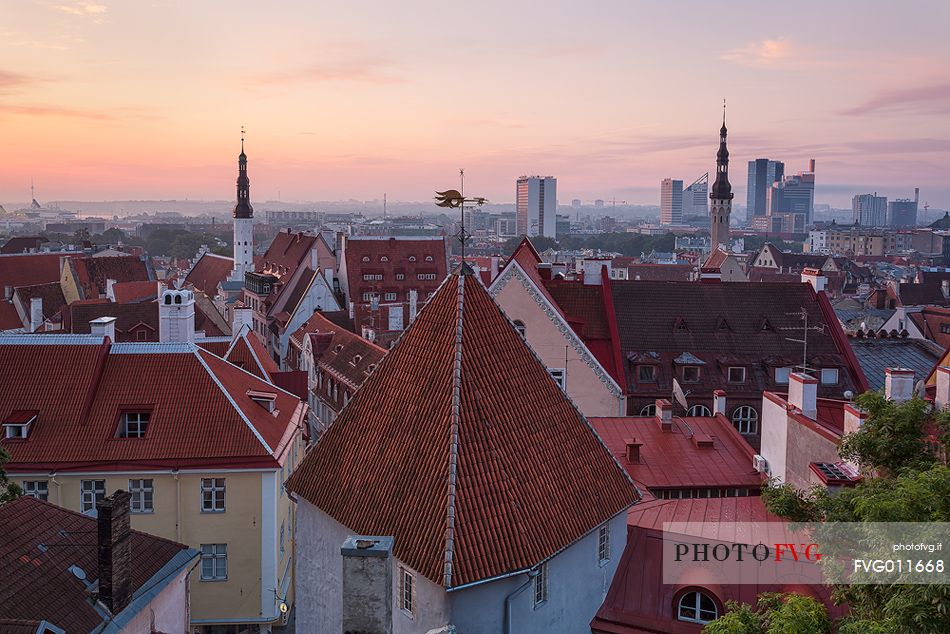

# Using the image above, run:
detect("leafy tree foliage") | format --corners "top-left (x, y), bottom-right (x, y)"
top-left (703, 593), bottom-right (830, 634)
top-left (0, 446), bottom-right (22, 504)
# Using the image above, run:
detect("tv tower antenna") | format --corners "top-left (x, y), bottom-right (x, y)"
top-left (781, 308), bottom-right (826, 374)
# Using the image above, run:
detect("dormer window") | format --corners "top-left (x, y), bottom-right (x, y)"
top-left (682, 366), bottom-right (700, 383)
top-left (408, 256), bottom-right (416, 262)
top-left (247, 390), bottom-right (277, 413)
top-left (380, 256), bottom-right (389, 262)
top-left (119, 412), bottom-right (150, 438)
top-left (334, 344), bottom-right (344, 354)
top-left (638, 365), bottom-right (657, 382)
top-left (362, 256), bottom-right (370, 262)
top-left (728, 367), bottom-right (746, 383)
top-left (3, 411), bottom-right (37, 439)
top-left (424, 255), bottom-right (433, 262)
top-left (350, 355), bottom-right (362, 366)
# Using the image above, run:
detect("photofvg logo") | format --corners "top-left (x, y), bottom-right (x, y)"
top-left (661, 522), bottom-right (949, 586)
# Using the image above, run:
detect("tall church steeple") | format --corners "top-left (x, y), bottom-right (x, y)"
top-left (230, 127), bottom-right (255, 283)
top-left (709, 102), bottom-right (733, 249)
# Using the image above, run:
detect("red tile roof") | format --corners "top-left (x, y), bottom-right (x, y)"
top-left (0, 496), bottom-right (191, 632)
top-left (220, 326), bottom-right (280, 380)
top-left (626, 264), bottom-right (695, 282)
top-left (291, 311), bottom-right (385, 389)
top-left (69, 255), bottom-right (150, 299)
top-left (65, 301), bottom-right (159, 341)
top-left (0, 253), bottom-right (67, 289)
top-left (0, 236), bottom-right (47, 254)
top-left (13, 283), bottom-right (66, 321)
top-left (0, 336), bottom-right (304, 471)
top-left (110, 280), bottom-right (159, 303)
top-left (184, 252), bottom-right (236, 296)
top-left (591, 414), bottom-right (763, 491)
top-left (287, 272), bottom-right (639, 588)
top-left (0, 301), bottom-right (22, 330)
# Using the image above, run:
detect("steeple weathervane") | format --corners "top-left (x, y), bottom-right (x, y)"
top-left (233, 127), bottom-right (253, 219)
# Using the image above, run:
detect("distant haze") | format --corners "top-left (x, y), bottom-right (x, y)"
top-left (1, 1), bottom-right (949, 208)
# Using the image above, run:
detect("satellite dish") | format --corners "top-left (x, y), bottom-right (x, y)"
top-left (844, 390), bottom-right (854, 400)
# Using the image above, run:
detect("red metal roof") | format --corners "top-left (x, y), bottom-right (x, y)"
top-left (0, 496), bottom-right (190, 632)
top-left (0, 337), bottom-right (303, 471)
top-left (591, 415), bottom-right (763, 490)
top-left (287, 272), bottom-right (639, 588)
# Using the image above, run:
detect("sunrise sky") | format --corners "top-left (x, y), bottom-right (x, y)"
top-left (2, 0), bottom-right (949, 208)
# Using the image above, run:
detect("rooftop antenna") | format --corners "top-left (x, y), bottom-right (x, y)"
top-left (781, 308), bottom-right (826, 374)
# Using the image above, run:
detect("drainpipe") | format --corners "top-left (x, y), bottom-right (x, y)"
top-left (50, 472), bottom-right (60, 506)
top-left (504, 569), bottom-right (539, 634)
top-left (174, 470), bottom-right (182, 541)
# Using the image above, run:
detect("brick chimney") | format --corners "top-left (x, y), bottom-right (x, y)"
top-left (537, 263), bottom-right (553, 281)
top-left (712, 389), bottom-right (726, 416)
top-left (90, 316), bottom-right (117, 341)
top-left (936, 366), bottom-right (950, 410)
top-left (341, 535), bottom-right (394, 634)
top-left (884, 368), bottom-right (915, 402)
top-left (788, 372), bottom-right (817, 419)
top-left (624, 438), bottom-right (643, 464)
top-left (655, 399), bottom-right (673, 431)
top-left (97, 490), bottom-right (132, 615)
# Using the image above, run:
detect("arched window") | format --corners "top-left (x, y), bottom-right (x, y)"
top-left (362, 256), bottom-right (370, 262)
top-left (677, 590), bottom-right (718, 624)
top-left (174, 294), bottom-right (182, 304)
top-left (687, 404), bottom-right (711, 417)
top-left (164, 295), bottom-right (172, 305)
top-left (380, 256), bottom-right (389, 262)
top-left (513, 320), bottom-right (526, 338)
top-left (408, 256), bottom-right (416, 262)
top-left (425, 255), bottom-right (433, 262)
top-left (639, 404), bottom-right (656, 416)
top-left (732, 406), bottom-right (758, 435)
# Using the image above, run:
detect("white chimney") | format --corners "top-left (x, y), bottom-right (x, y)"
top-left (106, 278), bottom-right (117, 301)
top-left (4, 286), bottom-right (12, 300)
top-left (581, 259), bottom-right (611, 286)
top-left (29, 297), bottom-right (43, 333)
top-left (884, 367), bottom-right (914, 403)
top-left (159, 288), bottom-right (195, 343)
top-left (348, 301), bottom-right (355, 320)
top-left (936, 367), bottom-right (950, 411)
top-left (231, 304), bottom-right (253, 340)
top-left (341, 536), bottom-right (394, 634)
top-left (789, 372), bottom-right (818, 419)
top-left (942, 280), bottom-right (949, 299)
top-left (89, 316), bottom-right (117, 341)
top-left (408, 289), bottom-right (418, 324)
top-left (655, 399), bottom-right (673, 432)
top-left (843, 403), bottom-right (867, 436)
top-left (801, 267), bottom-right (826, 293)
top-left (713, 389), bottom-right (726, 416)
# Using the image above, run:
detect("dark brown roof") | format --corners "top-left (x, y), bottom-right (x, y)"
top-left (287, 273), bottom-right (639, 588)
top-left (0, 236), bottom-right (46, 254)
top-left (626, 263), bottom-right (695, 282)
top-left (66, 301), bottom-right (159, 341)
top-left (543, 279), bottom-right (611, 339)
top-left (70, 255), bottom-right (150, 299)
top-left (13, 283), bottom-right (66, 321)
top-left (0, 496), bottom-right (192, 632)
top-left (300, 312), bottom-right (385, 389)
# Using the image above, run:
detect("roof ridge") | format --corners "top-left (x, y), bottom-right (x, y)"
top-left (443, 273), bottom-right (463, 587)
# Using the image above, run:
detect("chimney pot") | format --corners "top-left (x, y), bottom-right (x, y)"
top-left (89, 316), bottom-right (117, 341)
top-left (30, 296), bottom-right (43, 333)
top-left (341, 535), bottom-right (394, 634)
top-left (655, 399), bottom-right (673, 431)
top-left (624, 437), bottom-right (643, 464)
top-left (97, 490), bottom-right (132, 615)
top-left (789, 372), bottom-right (818, 419)
top-left (712, 390), bottom-right (727, 416)
top-left (884, 367), bottom-right (915, 403)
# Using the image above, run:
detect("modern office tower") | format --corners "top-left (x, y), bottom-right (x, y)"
top-left (746, 159), bottom-right (785, 220)
top-left (710, 115), bottom-right (733, 248)
top-left (516, 175), bottom-right (557, 237)
top-left (682, 173), bottom-right (709, 218)
top-left (594, 199), bottom-right (605, 208)
top-left (887, 188), bottom-right (919, 227)
top-left (853, 193), bottom-right (889, 226)
top-left (767, 159), bottom-right (816, 224)
top-left (571, 198), bottom-right (582, 210)
top-left (660, 178), bottom-right (684, 225)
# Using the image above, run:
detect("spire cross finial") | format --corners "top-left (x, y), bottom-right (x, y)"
top-left (722, 99), bottom-right (726, 126)
top-left (241, 125), bottom-right (245, 152)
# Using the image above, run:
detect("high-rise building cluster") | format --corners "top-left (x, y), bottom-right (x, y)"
top-left (852, 188), bottom-right (919, 228)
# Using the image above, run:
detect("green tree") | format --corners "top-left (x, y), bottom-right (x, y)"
top-left (703, 593), bottom-right (830, 634)
top-left (0, 446), bottom-right (22, 504)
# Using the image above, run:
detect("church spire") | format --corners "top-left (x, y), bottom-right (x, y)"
top-left (710, 101), bottom-right (733, 201)
top-left (233, 126), bottom-right (253, 219)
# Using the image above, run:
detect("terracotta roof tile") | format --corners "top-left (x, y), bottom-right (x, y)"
top-left (0, 236), bottom-right (46, 254)
top-left (184, 252), bottom-right (234, 295)
top-left (0, 496), bottom-right (191, 632)
top-left (287, 272), bottom-right (639, 588)
top-left (70, 255), bottom-right (150, 299)
top-left (110, 280), bottom-right (159, 303)
top-left (0, 253), bottom-right (67, 289)
top-left (66, 301), bottom-right (159, 341)
top-left (13, 283), bottom-right (66, 321)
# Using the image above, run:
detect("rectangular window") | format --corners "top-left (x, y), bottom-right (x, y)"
top-left (81, 479), bottom-right (105, 512)
top-left (22, 480), bottom-right (48, 501)
top-left (4, 424), bottom-right (28, 439)
top-left (119, 412), bottom-right (150, 438)
top-left (534, 562), bottom-right (548, 606)
top-left (728, 367), bottom-right (746, 383)
top-left (775, 367), bottom-right (792, 385)
top-left (399, 566), bottom-right (414, 615)
top-left (361, 292), bottom-right (374, 302)
top-left (941, 323), bottom-right (950, 335)
top-left (384, 292), bottom-right (397, 301)
top-left (200, 543), bottom-right (228, 580)
top-left (598, 523), bottom-right (610, 564)
top-left (821, 368), bottom-right (839, 385)
top-left (638, 365), bottom-right (657, 382)
top-left (682, 366), bottom-right (700, 383)
top-left (201, 478), bottom-right (226, 513)
top-left (129, 478), bottom-right (153, 513)
top-left (548, 368), bottom-right (565, 389)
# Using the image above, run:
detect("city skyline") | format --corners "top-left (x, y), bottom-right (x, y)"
top-left (2, 1), bottom-right (949, 208)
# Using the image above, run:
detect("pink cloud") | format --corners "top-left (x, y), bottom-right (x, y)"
top-left (840, 82), bottom-right (950, 116)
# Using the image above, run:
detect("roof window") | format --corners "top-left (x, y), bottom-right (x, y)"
top-left (247, 390), bottom-right (277, 413)
top-left (3, 410), bottom-right (37, 440)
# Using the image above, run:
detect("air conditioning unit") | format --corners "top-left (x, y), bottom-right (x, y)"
top-left (753, 454), bottom-right (769, 474)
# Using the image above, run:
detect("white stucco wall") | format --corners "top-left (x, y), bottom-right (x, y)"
top-left (118, 565), bottom-right (192, 634)
top-left (760, 395), bottom-right (790, 481)
top-left (278, 276), bottom-right (341, 369)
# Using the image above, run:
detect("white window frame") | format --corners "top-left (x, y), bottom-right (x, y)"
top-left (80, 479), bottom-right (105, 512)
top-left (23, 480), bottom-right (48, 501)
top-left (128, 478), bottom-right (154, 514)
top-left (637, 365), bottom-right (657, 382)
top-left (200, 478), bottom-right (226, 513)
top-left (200, 543), bottom-right (228, 581)
top-left (548, 368), bottom-right (565, 389)
top-left (732, 406), bottom-right (759, 435)
top-left (120, 412), bottom-right (150, 438)
top-left (598, 524), bottom-right (610, 565)
top-left (681, 365), bottom-right (700, 383)
top-left (727, 367), bottom-right (746, 383)
top-left (687, 404), bottom-right (712, 417)
top-left (384, 292), bottom-right (397, 301)
top-left (821, 368), bottom-right (839, 385)
top-left (533, 562), bottom-right (548, 607)
top-left (639, 404), bottom-right (657, 416)
top-left (399, 566), bottom-right (414, 616)
top-left (395, 273), bottom-right (405, 281)
top-left (677, 590), bottom-right (718, 624)
top-left (775, 366), bottom-right (793, 385)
